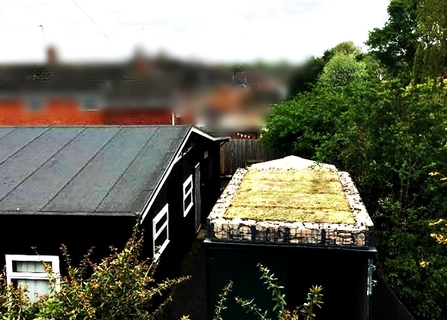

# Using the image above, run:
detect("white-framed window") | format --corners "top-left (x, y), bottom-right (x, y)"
top-left (25, 95), bottom-right (45, 112)
top-left (5, 254), bottom-right (60, 302)
top-left (183, 174), bottom-right (194, 217)
top-left (153, 204), bottom-right (170, 260)
top-left (79, 95), bottom-right (102, 111)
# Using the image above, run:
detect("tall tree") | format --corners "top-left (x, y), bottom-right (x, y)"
top-left (287, 42), bottom-right (361, 99)
top-left (366, 0), bottom-right (419, 79)
top-left (413, 0), bottom-right (447, 83)
top-left (318, 53), bottom-right (368, 88)
top-left (331, 41), bottom-right (362, 56)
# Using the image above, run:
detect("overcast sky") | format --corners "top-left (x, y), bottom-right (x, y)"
top-left (0, 0), bottom-right (391, 64)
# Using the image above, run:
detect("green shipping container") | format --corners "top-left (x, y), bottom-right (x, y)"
top-left (205, 240), bottom-right (376, 320)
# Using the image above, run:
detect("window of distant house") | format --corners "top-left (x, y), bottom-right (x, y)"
top-left (5, 254), bottom-right (60, 302)
top-left (25, 96), bottom-right (45, 112)
top-left (153, 204), bottom-right (170, 260)
top-left (183, 174), bottom-right (193, 217)
top-left (79, 95), bottom-right (102, 111)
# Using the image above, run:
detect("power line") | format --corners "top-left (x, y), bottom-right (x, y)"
top-left (71, 0), bottom-right (111, 41)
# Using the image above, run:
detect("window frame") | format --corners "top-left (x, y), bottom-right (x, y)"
top-left (183, 174), bottom-right (194, 217)
top-left (24, 95), bottom-right (46, 112)
top-left (78, 94), bottom-right (103, 111)
top-left (5, 254), bottom-right (61, 294)
top-left (152, 203), bottom-right (170, 260)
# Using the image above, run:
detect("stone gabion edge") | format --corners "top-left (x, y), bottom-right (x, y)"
top-left (206, 166), bottom-right (374, 247)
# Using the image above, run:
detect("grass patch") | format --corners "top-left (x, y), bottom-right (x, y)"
top-left (224, 169), bottom-right (355, 224)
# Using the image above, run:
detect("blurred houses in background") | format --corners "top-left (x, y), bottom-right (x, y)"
top-left (197, 64), bottom-right (284, 139)
top-left (0, 46), bottom-right (285, 138)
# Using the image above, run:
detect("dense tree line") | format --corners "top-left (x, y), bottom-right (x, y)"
top-left (262, 1), bottom-right (447, 318)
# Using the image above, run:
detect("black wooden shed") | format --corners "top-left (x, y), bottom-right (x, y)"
top-left (0, 125), bottom-right (228, 299)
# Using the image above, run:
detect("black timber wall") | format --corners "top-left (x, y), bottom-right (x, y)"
top-left (140, 133), bottom-right (222, 280)
top-left (205, 241), bottom-right (375, 320)
top-left (0, 215), bottom-right (135, 273)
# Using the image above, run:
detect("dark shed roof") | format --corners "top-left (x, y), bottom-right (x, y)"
top-left (0, 125), bottom-right (200, 216)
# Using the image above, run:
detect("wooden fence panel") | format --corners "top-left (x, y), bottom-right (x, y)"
top-left (220, 139), bottom-right (280, 175)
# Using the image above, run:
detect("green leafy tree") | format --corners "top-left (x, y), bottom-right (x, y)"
top-left (287, 41), bottom-right (364, 99)
top-left (413, 0), bottom-right (447, 83)
top-left (366, 0), bottom-right (419, 80)
top-left (263, 51), bottom-right (376, 161)
top-left (331, 41), bottom-right (362, 57)
top-left (261, 88), bottom-right (339, 160)
top-left (318, 53), bottom-right (369, 88)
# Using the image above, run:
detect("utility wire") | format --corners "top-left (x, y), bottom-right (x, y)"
top-left (71, 0), bottom-right (111, 41)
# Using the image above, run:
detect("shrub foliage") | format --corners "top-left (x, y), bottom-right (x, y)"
top-left (0, 222), bottom-right (189, 320)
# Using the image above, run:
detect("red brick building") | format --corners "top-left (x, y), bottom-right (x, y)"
top-left (0, 50), bottom-right (198, 126)
top-left (0, 98), bottom-right (178, 125)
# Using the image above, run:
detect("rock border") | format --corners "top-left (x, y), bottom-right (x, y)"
top-left (207, 165), bottom-right (374, 248)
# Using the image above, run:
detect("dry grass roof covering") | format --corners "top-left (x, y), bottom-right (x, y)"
top-left (224, 169), bottom-right (355, 224)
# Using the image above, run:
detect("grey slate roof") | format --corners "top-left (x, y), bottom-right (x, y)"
top-left (0, 64), bottom-right (180, 107)
top-left (0, 125), bottom-right (192, 216)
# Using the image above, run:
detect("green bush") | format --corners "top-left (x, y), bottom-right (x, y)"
top-left (0, 222), bottom-right (189, 320)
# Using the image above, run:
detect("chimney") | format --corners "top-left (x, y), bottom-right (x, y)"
top-left (46, 45), bottom-right (58, 64)
top-left (131, 47), bottom-right (151, 75)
